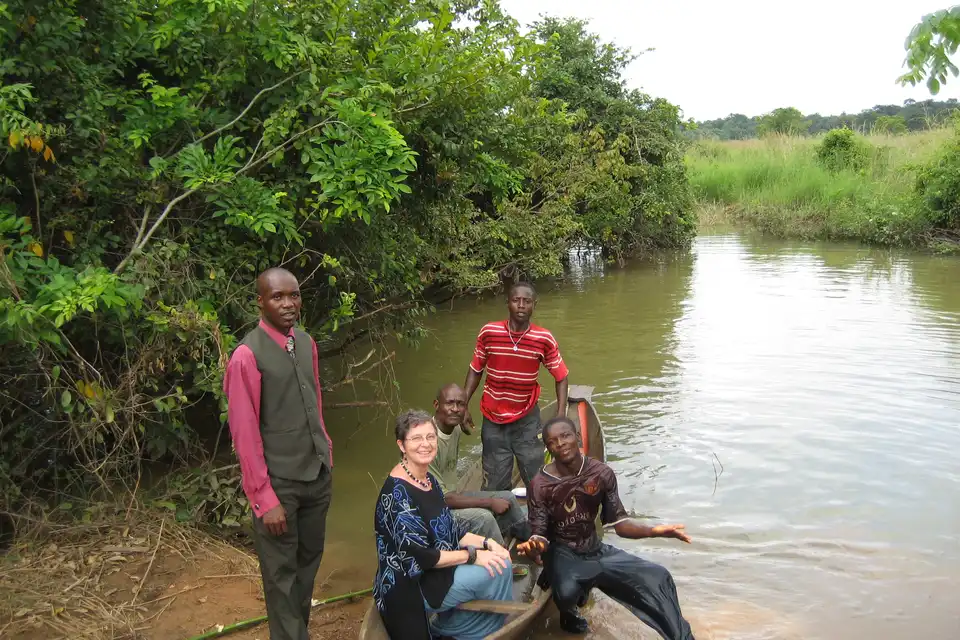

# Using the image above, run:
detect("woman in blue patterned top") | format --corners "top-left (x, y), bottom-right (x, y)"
top-left (374, 409), bottom-right (514, 639)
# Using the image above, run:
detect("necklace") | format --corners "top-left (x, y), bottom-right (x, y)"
top-left (401, 458), bottom-right (431, 490)
top-left (505, 321), bottom-right (531, 352)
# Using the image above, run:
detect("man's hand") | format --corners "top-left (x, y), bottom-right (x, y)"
top-left (489, 497), bottom-right (511, 515)
top-left (461, 409), bottom-right (474, 435)
top-left (517, 538), bottom-right (548, 556)
top-left (261, 505), bottom-right (287, 536)
top-left (517, 538), bottom-right (547, 566)
top-left (651, 523), bottom-right (691, 544)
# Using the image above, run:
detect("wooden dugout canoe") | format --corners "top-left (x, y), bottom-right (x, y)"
top-left (358, 384), bottom-right (606, 640)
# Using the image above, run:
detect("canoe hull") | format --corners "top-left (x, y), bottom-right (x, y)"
top-left (359, 385), bottom-right (606, 640)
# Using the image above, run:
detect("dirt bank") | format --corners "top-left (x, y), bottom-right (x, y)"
top-left (0, 514), bottom-right (371, 640)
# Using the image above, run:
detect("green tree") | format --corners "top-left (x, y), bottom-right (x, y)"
top-left (873, 114), bottom-right (909, 134)
top-left (528, 17), bottom-right (694, 260)
top-left (756, 107), bottom-right (810, 136)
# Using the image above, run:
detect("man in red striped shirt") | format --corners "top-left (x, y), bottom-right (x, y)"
top-left (463, 282), bottom-right (569, 491)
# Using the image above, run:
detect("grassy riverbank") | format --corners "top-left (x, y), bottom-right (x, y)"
top-left (687, 129), bottom-right (958, 249)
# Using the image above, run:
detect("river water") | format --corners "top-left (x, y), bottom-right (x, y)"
top-left (321, 231), bottom-right (960, 640)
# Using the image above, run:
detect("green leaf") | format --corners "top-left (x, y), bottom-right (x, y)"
top-left (61, 390), bottom-right (72, 408)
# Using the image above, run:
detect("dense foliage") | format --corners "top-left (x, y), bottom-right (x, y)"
top-left (0, 0), bottom-right (693, 508)
top-left (688, 100), bottom-right (960, 140)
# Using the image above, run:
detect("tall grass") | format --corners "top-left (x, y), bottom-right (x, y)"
top-left (686, 129), bottom-right (951, 245)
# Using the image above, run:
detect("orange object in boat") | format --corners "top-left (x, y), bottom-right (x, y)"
top-left (578, 400), bottom-right (590, 455)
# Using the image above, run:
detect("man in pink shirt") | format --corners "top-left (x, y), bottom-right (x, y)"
top-left (223, 267), bottom-right (333, 640)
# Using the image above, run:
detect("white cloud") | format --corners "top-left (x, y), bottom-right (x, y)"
top-left (499, 0), bottom-right (960, 120)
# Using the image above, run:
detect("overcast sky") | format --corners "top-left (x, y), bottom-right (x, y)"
top-left (498, 0), bottom-right (960, 121)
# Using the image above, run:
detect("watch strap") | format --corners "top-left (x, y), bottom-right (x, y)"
top-left (466, 545), bottom-right (477, 565)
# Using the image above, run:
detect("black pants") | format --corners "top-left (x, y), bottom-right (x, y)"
top-left (543, 543), bottom-right (695, 640)
top-left (252, 468), bottom-right (333, 640)
top-left (480, 405), bottom-right (543, 491)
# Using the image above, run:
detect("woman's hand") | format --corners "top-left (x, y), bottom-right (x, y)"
top-left (474, 549), bottom-right (509, 577)
top-left (486, 538), bottom-right (510, 560)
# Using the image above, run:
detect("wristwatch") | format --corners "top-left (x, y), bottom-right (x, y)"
top-left (482, 537), bottom-right (491, 551)
top-left (465, 545), bottom-right (478, 565)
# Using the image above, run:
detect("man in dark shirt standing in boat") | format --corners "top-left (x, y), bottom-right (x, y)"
top-left (223, 267), bottom-right (334, 640)
top-left (428, 383), bottom-right (531, 545)
top-left (519, 416), bottom-right (696, 638)
top-left (463, 282), bottom-right (569, 491)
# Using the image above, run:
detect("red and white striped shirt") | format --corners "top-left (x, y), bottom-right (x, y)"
top-left (469, 321), bottom-right (569, 424)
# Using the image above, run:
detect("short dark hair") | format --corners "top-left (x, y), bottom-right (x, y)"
top-left (256, 267), bottom-right (297, 296)
top-left (542, 415), bottom-right (577, 440)
top-left (395, 409), bottom-right (435, 441)
top-left (508, 281), bottom-right (537, 298)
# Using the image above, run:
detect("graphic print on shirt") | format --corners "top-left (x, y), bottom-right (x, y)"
top-left (528, 458), bottom-right (629, 554)
top-left (373, 478), bottom-right (462, 612)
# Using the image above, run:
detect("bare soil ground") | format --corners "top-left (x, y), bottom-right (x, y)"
top-left (0, 513), bottom-right (369, 640)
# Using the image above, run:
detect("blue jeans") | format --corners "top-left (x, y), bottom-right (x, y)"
top-left (453, 490), bottom-right (530, 545)
top-left (424, 561), bottom-right (513, 640)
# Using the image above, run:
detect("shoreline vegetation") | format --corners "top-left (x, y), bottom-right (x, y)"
top-left (687, 126), bottom-right (960, 252)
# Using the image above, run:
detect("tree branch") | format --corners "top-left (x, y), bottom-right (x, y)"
top-left (114, 188), bottom-right (197, 274)
top-left (192, 71), bottom-right (306, 148)
top-left (30, 164), bottom-right (41, 243)
top-left (324, 350), bottom-right (395, 390)
top-left (113, 117), bottom-right (338, 274)
top-left (326, 401), bottom-right (389, 409)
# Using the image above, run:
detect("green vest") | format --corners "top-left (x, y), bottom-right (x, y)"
top-left (240, 325), bottom-right (330, 481)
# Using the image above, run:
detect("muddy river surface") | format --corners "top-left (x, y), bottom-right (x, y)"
top-left (319, 232), bottom-right (960, 639)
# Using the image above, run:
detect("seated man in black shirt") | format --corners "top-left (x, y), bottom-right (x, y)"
top-left (518, 416), bottom-right (696, 638)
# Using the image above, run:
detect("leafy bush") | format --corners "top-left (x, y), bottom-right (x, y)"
top-left (915, 123), bottom-right (960, 231)
top-left (816, 128), bottom-right (870, 172)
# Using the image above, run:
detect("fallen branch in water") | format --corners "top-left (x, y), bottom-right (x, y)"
top-left (325, 400), bottom-right (389, 409)
top-left (711, 452), bottom-right (724, 496)
top-left (325, 350), bottom-right (396, 390)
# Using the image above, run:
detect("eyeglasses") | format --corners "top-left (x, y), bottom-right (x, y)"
top-left (406, 434), bottom-right (438, 445)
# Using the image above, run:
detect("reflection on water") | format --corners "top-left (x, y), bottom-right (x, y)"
top-left (323, 233), bottom-right (960, 640)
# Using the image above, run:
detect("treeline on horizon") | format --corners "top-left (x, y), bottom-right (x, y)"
top-left (688, 99), bottom-right (960, 140)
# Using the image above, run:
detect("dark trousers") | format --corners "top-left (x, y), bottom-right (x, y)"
top-left (544, 543), bottom-right (695, 640)
top-left (252, 468), bottom-right (333, 640)
top-left (480, 405), bottom-right (543, 491)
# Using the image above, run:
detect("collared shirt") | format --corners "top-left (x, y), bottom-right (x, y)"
top-left (469, 321), bottom-right (569, 424)
top-left (527, 457), bottom-right (629, 554)
top-left (223, 319), bottom-right (333, 518)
